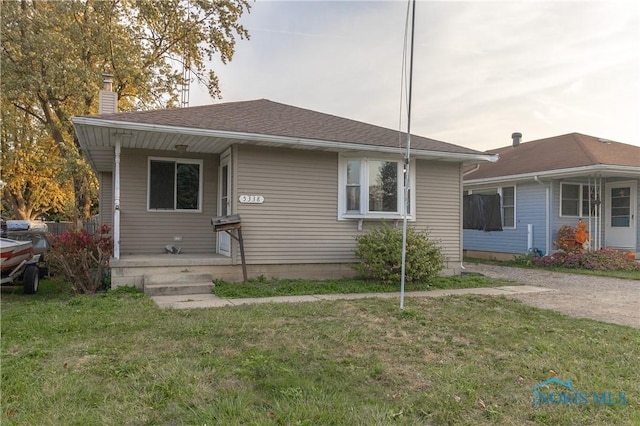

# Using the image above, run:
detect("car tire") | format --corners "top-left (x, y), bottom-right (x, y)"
top-left (23, 265), bottom-right (39, 294)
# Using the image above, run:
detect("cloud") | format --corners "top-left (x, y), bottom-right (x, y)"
top-left (192, 1), bottom-right (640, 150)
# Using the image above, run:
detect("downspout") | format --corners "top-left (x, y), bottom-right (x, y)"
top-left (588, 176), bottom-right (592, 251)
top-left (460, 163), bottom-right (481, 270)
top-left (460, 164), bottom-right (466, 271)
top-left (534, 175), bottom-right (551, 255)
top-left (596, 176), bottom-right (602, 250)
top-left (114, 138), bottom-right (121, 260)
top-left (463, 163), bottom-right (480, 177)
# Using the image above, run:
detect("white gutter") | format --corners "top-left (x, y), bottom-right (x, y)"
top-left (534, 175), bottom-right (551, 255)
top-left (465, 164), bottom-right (640, 186)
top-left (72, 117), bottom-right (498, 163)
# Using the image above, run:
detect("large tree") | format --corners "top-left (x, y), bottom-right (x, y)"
top-left (1, 98), bottom-right (75, 220)
top-left (1, 0), bottom-right (250, 221)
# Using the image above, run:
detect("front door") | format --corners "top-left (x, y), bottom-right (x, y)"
top-left (217, 151), bottom-right (232, 256)
top-left (605, 181), bottom-right (637, 250)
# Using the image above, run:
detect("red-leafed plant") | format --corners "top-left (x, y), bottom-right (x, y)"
top-left (47, 224), bottom-right (113, 293)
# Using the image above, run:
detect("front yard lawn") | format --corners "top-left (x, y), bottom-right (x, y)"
top-left (2, 280), bottom-right (639, 425)
top-left (213, 274), bottom-right (516, 298)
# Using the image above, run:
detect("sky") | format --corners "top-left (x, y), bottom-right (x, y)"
top-left (190, 0), bottom-right (640, 152)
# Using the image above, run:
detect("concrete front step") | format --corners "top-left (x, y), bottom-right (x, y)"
top-left (144, 272), bottom-right (213, 296)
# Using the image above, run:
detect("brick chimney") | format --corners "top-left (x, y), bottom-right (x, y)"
top-left (511, 132), bottom-right (522, 147)
top-left (98, 73), bottom-right (118, 114)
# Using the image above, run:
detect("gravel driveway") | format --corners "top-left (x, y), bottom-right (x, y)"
top-left (464, 263), bottom-right (640, 329)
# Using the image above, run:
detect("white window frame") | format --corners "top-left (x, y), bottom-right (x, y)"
top-left (560, 182), bottom-right (591, 218)
top-left (147, 157), bottom-right (203, 212)
top-left (337, 153), bottom-right (416, 220)
top-left (468, 185), bottom-right (516, 229)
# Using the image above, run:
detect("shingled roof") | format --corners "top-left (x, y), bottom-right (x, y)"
top-left (465, 133), bottom-right (640, 181)
top-left (83, 98), bottom-right (484, 156)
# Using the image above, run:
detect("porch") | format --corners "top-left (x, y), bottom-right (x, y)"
top-left (109, 254), bottom-right (358, 295)
top-left (110, 254), bottom-right (235, 295)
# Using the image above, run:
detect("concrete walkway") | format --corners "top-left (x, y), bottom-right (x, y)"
top-left (151, 285), bottom-right (550, 309)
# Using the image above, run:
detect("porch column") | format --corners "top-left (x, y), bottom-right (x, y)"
top-left (114, 139), bottom-right (121, 259)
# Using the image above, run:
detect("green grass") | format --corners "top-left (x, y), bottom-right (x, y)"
top-left (2, 280), bottom-right (639, 425)
top-left (214, 274), bottom-right (515, 298)
top-left (465, 257), bottom-right (640, 280)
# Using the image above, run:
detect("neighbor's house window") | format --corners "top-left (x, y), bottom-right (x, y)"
top-left (468, 186), bottom-right (516, 228)
top-left (338, 155), bottom-right (415, 220)
top-left (560, 183), bottom-right (594, 217)
top-left (501, 186), bottom-right (515, 228)
top-left (148, 157), bottom-right (203, 211)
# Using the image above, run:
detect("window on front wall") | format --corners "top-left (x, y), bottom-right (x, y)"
top-left (560, 183), bottom-right (594, 217)
top-left (338, 155), bottom-right (415, 220)
top-left (502, 186), bottom-right (515, 228)
top-left (148, 157), bottom-right (202, 211)
top-left (468, 186), bottom-right (516, 228)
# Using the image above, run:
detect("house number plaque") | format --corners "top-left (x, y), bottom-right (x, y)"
top-left (239, 195), bottom-right (264, 204)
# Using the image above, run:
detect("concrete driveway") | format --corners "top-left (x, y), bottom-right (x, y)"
top-left (464, 263), bottom-right (640, 329)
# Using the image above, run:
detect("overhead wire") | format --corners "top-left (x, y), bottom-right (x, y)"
top-left (397, 0), bottom-right (412, 150)
top-left (399, 0), bottom-right (416, 310)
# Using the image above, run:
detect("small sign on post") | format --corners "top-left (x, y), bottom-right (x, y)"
top-left (211, 214), bottom-right (247, 283)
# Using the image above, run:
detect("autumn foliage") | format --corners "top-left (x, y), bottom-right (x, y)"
top-left (48, 225), bottom-right (113, 294)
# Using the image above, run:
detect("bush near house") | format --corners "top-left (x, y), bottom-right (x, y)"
top-left (353, 224), bottom-right (445, 284)
top-left (47, 224), bottom-right (113, 293)
top-left (533, 248), bottom-right (640, 271)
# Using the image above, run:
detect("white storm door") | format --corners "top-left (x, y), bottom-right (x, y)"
top-left (217, 152), bottom-right (232, 257)
top-left (605, 181), bottom-right (637, 250)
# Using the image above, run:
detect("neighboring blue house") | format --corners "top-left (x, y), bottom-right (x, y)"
top-left (463, 133), bottom-right (640, 259)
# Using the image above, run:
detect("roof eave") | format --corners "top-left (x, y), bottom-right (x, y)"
top-left (72, 117), bottom-right (497, 163)
top-left (464, 164), bottom-right (640, 186)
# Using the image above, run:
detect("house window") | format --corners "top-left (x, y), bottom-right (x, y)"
top-left (560, 183), bottom-right (595, 217)
top-left (338, 155), bottom-right (415, 220)
top-left (368, 160), bottom-right (398, 212)
top-left (346, 160), bottom-right (361, 212)
top-left (148, 157), bottom-right (203, 211)
top-left (502, 186), bottom-right (515, 228)
top-left (560, 183), bottom-right (580, 216)
top-left (467, 186), bottom-right (516, 228)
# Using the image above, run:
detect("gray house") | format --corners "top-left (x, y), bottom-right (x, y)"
top-left (73, 96), bottom-right (495, 291)
top-left (463, 132), bottom-right (640, 260)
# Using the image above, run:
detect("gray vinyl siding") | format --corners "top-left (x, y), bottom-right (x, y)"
top-left (118, 148), bottom-right (219, 255)
top-left (99, 172), bottom-right (113, 230)
top-left (463, 183), bottom-right (547, 255)
top-left (114, 144), bottom-right (468, 260)
top-left (235, 145), bottom-right (355, 264)
top-left (414, 160), bottom-right (462, 263)
top-left (235, 146), bottom-right (464, 265)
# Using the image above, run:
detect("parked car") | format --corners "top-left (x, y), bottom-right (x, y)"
top-left (1, 220), bottom-right (50, 278)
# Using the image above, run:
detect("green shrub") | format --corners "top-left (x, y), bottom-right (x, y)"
top-left (353, 224), bottom-right (445, 284)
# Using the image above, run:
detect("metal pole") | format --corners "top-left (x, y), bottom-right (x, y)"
top-left (400, 0), bottom-right (416, 310)
top-left (113, 139), bottom-right (121, 260)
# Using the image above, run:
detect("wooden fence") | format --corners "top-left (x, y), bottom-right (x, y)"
top-left (45, 217), bottom-right (101, 236)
